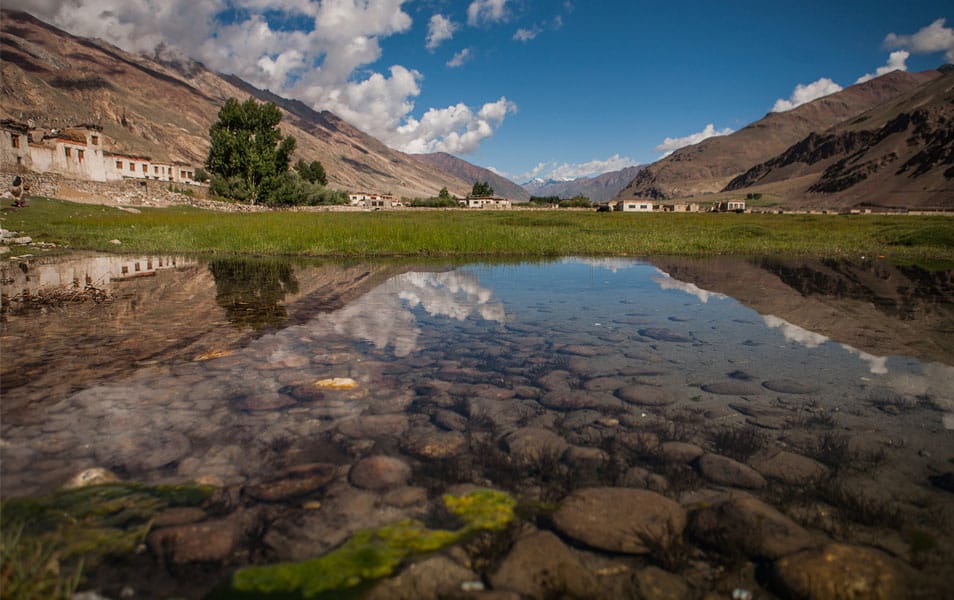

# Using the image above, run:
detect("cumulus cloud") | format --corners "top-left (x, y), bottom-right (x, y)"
top-left (770, 77), bottom-right (843, 113)
top-left (885, 18), bottom-right (954, 62)
top-left (446, 48), bottom-right (472, 68)
top-left (517, 154), bottom-right (639, 182)
top-left (655, 123), bottom-right (734, 156)
top-left (426, 14), bottom-right (456, 50)
top-left (467, 0), bottom-right (508, 26)
top-left (394, 97), bottom-right (517, 154)
top-left (855, 50), bottom-right (909, 84)
top-left (8, 0), bottom-right (513, 155)
top-left (513, 25), bottom-right (541, 42)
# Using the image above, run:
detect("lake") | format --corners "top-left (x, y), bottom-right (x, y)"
top-left (2, 253), bottom-right (953, 598)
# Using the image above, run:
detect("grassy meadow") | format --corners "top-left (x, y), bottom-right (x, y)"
top-left (2, 198), bottom-right (953, 262)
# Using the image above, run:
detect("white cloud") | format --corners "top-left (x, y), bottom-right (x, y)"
top-left (516, 154), bottom-right (639, 182)
top-left (513, 26), bottom-right (541, 42)
top-left (467, 0), bottom-right (508, 26)
top-left (885, 18), bottom-right (954, 62)
top-left (446, 48), bottom-right (472, 68)
top-left (426, 14), bottom-right (456, 51)
top-left (394, 97), bottom-right (517, 154)
top-left (654, 123), bottom-right (734, 156)
top-left (8, 0), bottom-right (514, 156)
top-left (855, 50), bottom-right (909, 84)
top-left (770, 77), bottom-right (843, 113)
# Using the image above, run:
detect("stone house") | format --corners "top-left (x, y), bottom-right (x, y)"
top-left (0, 120), bottom-right (199, 185)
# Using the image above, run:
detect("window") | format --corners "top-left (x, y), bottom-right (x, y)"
top-left (11, 134), bottom-right (19, 149)
top-left (116, 160), bottom-right (123, 169)
top-left (91, 135), bottom-right (99, 145)
top-left (65, 147), bottom-right (72, 158)
top-left (154, 166), bottom-right (159, 174)
top-left (77, 149), bottom-right (85, 162)
top-left (129, 162), bottom-right (135, 171)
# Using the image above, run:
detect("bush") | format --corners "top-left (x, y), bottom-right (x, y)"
top-left (264, 172), bottom-right (347, 206)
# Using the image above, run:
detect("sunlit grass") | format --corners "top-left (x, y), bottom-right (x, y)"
top-left (2, 198), bottom-right (952, 261)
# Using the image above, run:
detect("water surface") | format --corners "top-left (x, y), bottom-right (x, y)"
top-left (2, 254), bottom-right (953, 598)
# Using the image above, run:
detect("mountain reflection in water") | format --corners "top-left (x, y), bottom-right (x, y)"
top-left (1, 254), bottom-right (952, 599)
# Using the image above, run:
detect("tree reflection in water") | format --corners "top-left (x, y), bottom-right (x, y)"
top-left (208, 257), bottom-right (299, 329)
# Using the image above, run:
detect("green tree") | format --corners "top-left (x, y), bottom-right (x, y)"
top-left (295, 159), bottom-right (328, 185)
top-left (206, 97), bottom-right (296, 204)
top-left (471, 181), bottom-right (493, 197)
top-left (438, 187), bottom-right (452, 201)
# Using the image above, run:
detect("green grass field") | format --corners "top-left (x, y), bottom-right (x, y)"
top-left (2, 198), bottom-right (953, 262)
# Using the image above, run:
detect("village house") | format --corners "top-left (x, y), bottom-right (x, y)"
top-left (348, 192), bottom-right (398, 208)
top-left (460, 196), bottom-right (512, 209)
top-left (661, 202), bottom-right (702, 212)
top-left (1, 120), bottom-right (199, 185)
top-left (713, 200), bottom-right (746, 212)
top-left (615, 199), bottom-right (654, 212)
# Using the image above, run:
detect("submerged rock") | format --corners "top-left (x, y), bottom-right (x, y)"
top-left (749, 450), bottom-right (828, 484)
top-left (349, 456), bottom-right (412, 491)
top-left (502, 427), bottom-right (569, 465)
top-left (772, 543), bottom-right (909, 600)
top-left (245, 463), bottom-right (336, 502)
top-left (491, 530), bottom-right (597, 599)
top-left (366, 555), bottom-right (479, 600)
top-left (696, 453), bottom-right (767, 489)
top-left (702, 381), bottom-right (764, 396)
top-left (552, 487), bottom-right (686, 554)
top-left (615, 384), bottom-right (675, 406)
top-left (762, 379), bottom-right (818, 394)
top-left (62, 467), bottom-right (120, 489)
top-left (689, 496), bottom-right (812, 560)
top-left (639, 328), bottom-right (692, 343)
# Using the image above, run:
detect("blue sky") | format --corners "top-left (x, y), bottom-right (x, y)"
top-left (12, 1), bottom-right (954, 182)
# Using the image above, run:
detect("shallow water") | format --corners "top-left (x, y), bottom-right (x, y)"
top-left (2, 253), bottom-right (953, 598)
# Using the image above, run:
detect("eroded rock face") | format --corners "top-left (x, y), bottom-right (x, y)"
top-left (490, 530), bottom-right (598, 599)
top-left (772, 543), bottom-right (910, 600)
top-left (552, 487), bottom-right (687, 554)
top-left (689, 496), bottom-right (812, 560)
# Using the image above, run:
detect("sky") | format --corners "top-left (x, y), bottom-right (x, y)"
top-left (8, 1), bottom-right (954, 182)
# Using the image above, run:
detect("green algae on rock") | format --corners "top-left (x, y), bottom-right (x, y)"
top-left (229, 489), bottom-right (516, 598)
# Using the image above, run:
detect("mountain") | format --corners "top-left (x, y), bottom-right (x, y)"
top-left (523, 166), bottom-right (644, 202)
top-left (0, 9), bottom-right (472, 198)
top-left (614, 69), bottom-right (943, 203)
top-left (412, 152), bottom-right (530, 200)
top-left (721, 69), bottom-right (954, 210)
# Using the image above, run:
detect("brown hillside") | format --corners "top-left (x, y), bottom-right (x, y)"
top-left (724, 70), bottom-right (954, 210)
top-left (412, 152), bottom-right (530, 200)
top-left (0, 9), bottom-right (472, 198)
top-left (614, 70), bottom-right (942, 202)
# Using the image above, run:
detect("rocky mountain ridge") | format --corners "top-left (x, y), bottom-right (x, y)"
top-left (411, 152), bottom-right (530, 200)
top-left (614, 69), bottom-right (947, 208)
top-left (523, 166), bottom-right (644, 203)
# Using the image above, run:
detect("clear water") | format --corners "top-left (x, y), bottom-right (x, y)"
top-left (2, 253), bottom-right (953, 597)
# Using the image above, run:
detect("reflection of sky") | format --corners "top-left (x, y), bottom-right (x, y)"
top-left (320, 270), bottom-right (505, 357)
top-left (762, 314), bottom-right (830, 348)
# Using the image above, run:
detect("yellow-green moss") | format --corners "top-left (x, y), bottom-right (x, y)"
top-left (229, 489), bottom-right (517, 598)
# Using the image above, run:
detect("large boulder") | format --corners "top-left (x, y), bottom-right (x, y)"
top-left (689, 496), bottom-right (812, 560)
top-left (696, 453), bottom-right (767, 489)
top-left (552, 487), bottom-right (686, 554)
top-left (491, 530), bottom-right (598, 599)
top-left (772, 543), bottom-right (910, 599)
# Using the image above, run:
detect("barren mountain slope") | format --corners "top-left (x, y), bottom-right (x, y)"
top-left (412, 152), bottom-right (530, 200)
top-left (524, 166), bottom-right (645, 203)
top-left (0, 9), bottom-right (471, 198)
top-left (614, 70), bottom-right (942, 202)
top-left (723, 69), bottom-right (954, 210)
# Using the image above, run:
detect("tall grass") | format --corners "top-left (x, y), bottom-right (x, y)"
top-left (2, 198), bottom-right (952, 261)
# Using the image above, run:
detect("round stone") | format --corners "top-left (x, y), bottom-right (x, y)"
top-left (349, 456), bottom-right (412, 490)
top-left (762, 379), bottom-right (819, 394)
top-left (615, 385), bottom-right (675, 406)
top-left (697, 453), bottom-right (767, 489)
top-left (552, 487), bottom-right (687, 554)
top-left (772, 543), bottom-right (909, 599)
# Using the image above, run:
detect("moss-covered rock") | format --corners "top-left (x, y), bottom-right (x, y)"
top-left (227, 489), bottom-right (516, 599)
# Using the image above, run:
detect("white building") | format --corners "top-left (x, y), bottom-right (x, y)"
top-left (349, 192), bottom-right (397, 208)
top-left (615, 200), bottom-right (654, 212)
top-left (460, 196), bottom-right (512, 209)
top-left (1, 120), bottom-right (199, 185)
